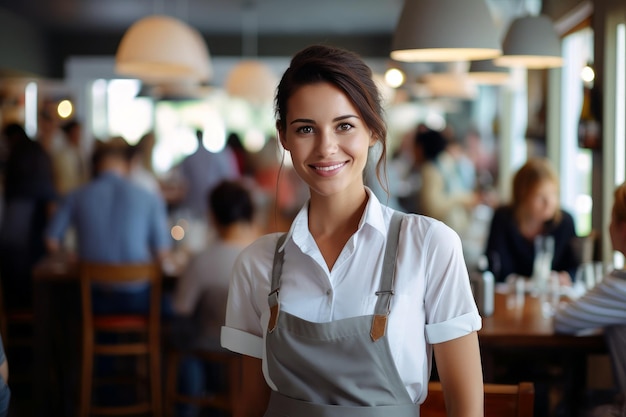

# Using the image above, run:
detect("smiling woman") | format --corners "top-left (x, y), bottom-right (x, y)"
top-left (220, 44), bottom-right (484, 417)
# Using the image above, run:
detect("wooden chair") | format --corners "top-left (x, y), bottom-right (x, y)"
top-left (421, 381), bottom-right (535, 417)
top-left (79, 262), bottom-right (162, 417)
top-left (164, 348), bottom-right (242, 417)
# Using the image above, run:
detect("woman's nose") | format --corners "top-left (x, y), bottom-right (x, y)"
top-left (317, 130), bottom-right (338, 156)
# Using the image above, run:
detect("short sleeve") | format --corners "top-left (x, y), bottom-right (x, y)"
top-left (421, 222), bottom-right (482, 344)
top-left (221, 234), bottom-right (278, 357)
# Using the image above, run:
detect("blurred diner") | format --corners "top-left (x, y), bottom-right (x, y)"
top-left (0, 123), bottom-right (57, 311)
top-left (484, 157), bottom-right (581, 284)
top-left (171, 179), bottom-right (260, 417)
top-left (45, 139), bottom-right (172, 314)
top-left (554, 181), bottom-right (626, 416)
top-left (170, 128), bottom-right (240, 222)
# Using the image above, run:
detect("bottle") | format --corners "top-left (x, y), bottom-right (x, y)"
top-left (578, 62), bottom-right (601, 149)
top-left (469, 255), bottom-right (494, 317)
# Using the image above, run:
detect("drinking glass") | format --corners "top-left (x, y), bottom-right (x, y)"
top-left (532, 235), bottom-right (554, 296)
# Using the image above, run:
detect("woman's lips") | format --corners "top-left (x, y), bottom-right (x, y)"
top-left (309, 161), bottom-right (348, 176)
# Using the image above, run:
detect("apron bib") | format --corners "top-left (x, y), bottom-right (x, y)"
top-left (264, 212), bottom-right (419, 417)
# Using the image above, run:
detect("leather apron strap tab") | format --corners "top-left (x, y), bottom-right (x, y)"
top-left (370, 212), bottom-right (404, 342)
top-left (268, 233), bottom-right (288, 332)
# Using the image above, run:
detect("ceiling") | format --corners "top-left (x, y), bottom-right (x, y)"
top-left (0, 0), bottom-right (540, 80)
top-left (0, 0), bottom-right (524, 46)
top-left (0, 0), bottom-right (407, 36)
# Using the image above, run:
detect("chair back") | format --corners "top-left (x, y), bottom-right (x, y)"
top-left (78, 261), bottom-right (163, 417)
top-left (79, 261), bottom-right (161, 310)
top-left (421, 381), bottom-right (535, 417)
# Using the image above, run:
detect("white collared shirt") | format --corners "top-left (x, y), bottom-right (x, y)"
top-left (221, 189), bottom-right (481, 403)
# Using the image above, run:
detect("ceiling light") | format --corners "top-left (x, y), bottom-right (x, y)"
top-left (419, 73), bottom-right (478, 100)
top-left (115, 15), bottom-right (212, 83)
top-left (225, 61), bottom-right (278, 105)
top-left (384, 68), bottom-right (405, 88)
top-left (390, 0), bottom-right (501, 62)
top-left (468, 60), bottom-right (511, 85)
top-left (495, 15), bottom-right (563, 69)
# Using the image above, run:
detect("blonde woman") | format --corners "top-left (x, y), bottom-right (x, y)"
top-left (484, 158), bottom-right (580, 283)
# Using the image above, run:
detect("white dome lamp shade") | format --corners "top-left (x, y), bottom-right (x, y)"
top-left (494, 15), bottom-right (563, 69)
top-left (391, 0), bottom-right (502, 62)
top-left (225, 60), bottom-right (278, 106)
top-left (468, 59), bottom-right (511, 85)
top-left (115, 15), bottom-right (213, 83)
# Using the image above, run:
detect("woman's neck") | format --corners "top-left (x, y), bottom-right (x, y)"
top-left (518, 216), bottom-right (544, 240)
top-left (307, 188), bottom-right (369, 271)
top-left (308, 188), bottom-right (369, 238)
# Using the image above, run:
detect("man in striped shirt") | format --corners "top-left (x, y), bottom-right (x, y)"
top-left (554, 182), bottom-right (626, 405)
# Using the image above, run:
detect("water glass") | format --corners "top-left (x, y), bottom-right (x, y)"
top-left (541, 273), bottom-right (561, 317)
top-left (532, 235), bottom-right (554, 296)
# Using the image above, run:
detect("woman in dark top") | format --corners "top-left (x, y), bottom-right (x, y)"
top-left (485, 158), bottom-right (580, 283)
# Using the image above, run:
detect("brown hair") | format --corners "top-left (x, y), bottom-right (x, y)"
top-left (512, 157), bottom-right (562, 224)
top-left (274, 44), bottom-right (388, 190)
top-left (613, 182), bottom-right (626, 223)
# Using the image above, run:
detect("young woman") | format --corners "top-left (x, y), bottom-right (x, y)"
top-left (484, 157), bottom-right (580, 283)
top-left (221, 44), bottom-right (483, 417)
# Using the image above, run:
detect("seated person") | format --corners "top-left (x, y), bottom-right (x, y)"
top-left (45, 139), bottom-right (172, 314)
top-left (554, 181), bottom-right (626, 413)
top-left (484, 158), bottom-right (580, 283)
top-left (171, 179), bottom-right (260, 416)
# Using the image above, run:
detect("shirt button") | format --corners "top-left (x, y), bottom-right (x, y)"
top-left (326, 289), bottom-right (332, 296)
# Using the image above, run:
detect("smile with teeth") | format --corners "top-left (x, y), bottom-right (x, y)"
top-left (313, 162), bottom-right (346, 172)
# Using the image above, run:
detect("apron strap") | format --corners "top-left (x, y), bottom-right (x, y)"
top-left (371, 211), bottom-right (404, 342)
top-left (268, 233), bottom-right (288, 332)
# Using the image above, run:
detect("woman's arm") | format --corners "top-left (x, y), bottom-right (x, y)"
top-left (433, 332), bottom-right (483, 417)
top-left (234, 355), bottom-right (271, 417)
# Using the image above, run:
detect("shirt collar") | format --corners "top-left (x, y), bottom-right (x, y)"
top-left (280, 187), bottom-right (388, 252)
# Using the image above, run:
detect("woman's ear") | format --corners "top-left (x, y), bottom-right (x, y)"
top-left (369, 131), bottom-right (377, 147)
top-left (277, 123), bottom-right (288, 150)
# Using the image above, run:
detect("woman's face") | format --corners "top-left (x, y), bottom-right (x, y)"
top-left (279, 82), bottom-right (375, 199)
top-left (525, 179), bottom-right (559, 222)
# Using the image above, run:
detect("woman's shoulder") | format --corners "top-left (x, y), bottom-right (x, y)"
top-left (394, 210), bottom-right (461, 245)
top-left (241, 232), bottom-right (285, 255)
top-left (231, 233), bottom-right (285, 285)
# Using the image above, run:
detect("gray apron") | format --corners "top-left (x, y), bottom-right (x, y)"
top-left (264, 212), bottom-right (420, 417)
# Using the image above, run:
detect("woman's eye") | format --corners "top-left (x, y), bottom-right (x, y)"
top-left (296, 126), bottom-right (313, 134)
top-left (338, 123), bottom-right (353, 131)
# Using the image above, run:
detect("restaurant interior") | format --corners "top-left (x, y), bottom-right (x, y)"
top-left (0, 0), bottom-right (626, 416)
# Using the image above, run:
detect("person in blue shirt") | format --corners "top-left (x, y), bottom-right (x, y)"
top-left (45, 139), bottom-right (172, 313)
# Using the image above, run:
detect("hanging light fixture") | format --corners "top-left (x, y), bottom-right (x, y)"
top-left (468, 59), bottom-right (511, 85)
top-left (390, 0), bottom-right (501, 62)
top-left (225, 60), bottom-right (278, 105)
top-left (224, 0), bottom-right (278, 105)
top-left (115, 15), bottom-right (212, 83)
top-left (494, 14), bottom-right (563, 69)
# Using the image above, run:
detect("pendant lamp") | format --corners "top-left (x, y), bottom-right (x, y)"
top-left (468, 60), bottom-right (511, 85)
top-left (391, 0), bottom-right (501, 62)
top-left (225, 60), bottom-right (278, 106)
top-left (115, 15), bottom-right (212, 83)
top-left (494, 15), bottom-right (563, 69)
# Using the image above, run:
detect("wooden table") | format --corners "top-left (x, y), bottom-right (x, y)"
top-left (478, 291), bottom-right (607, 417)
